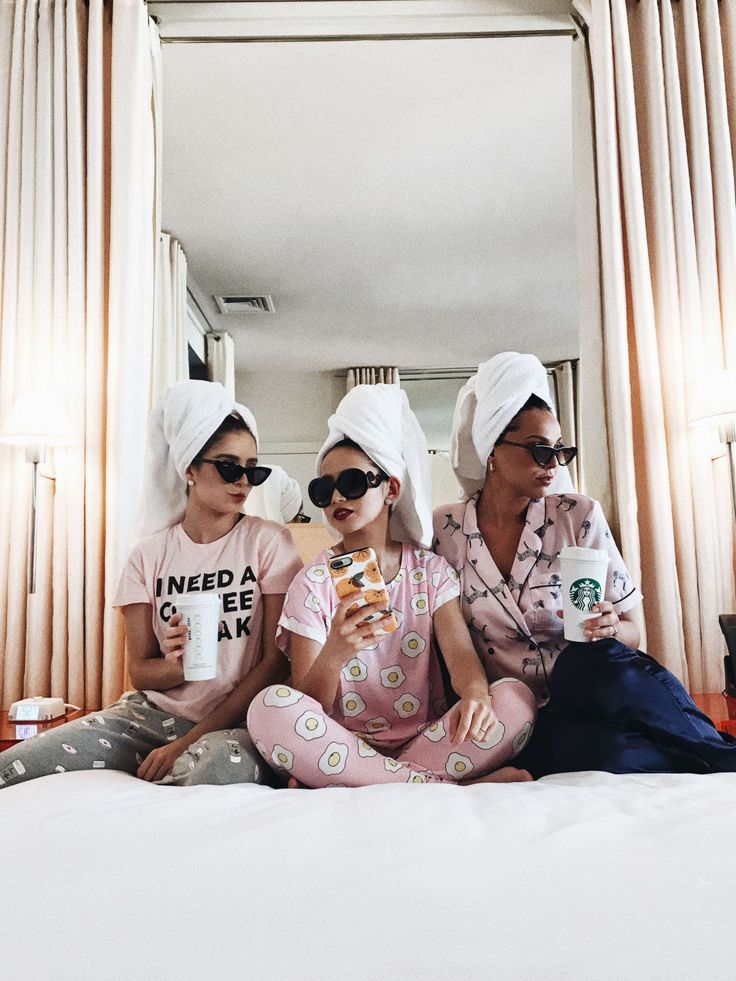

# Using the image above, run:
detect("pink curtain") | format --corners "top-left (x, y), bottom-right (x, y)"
top-left (0, 0), bottom-right (159, 710)
top-left (574, 0), bottom-right (736, 689)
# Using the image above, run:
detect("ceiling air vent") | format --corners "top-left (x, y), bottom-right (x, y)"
top-left (214, 294), bottom-right (275, 315)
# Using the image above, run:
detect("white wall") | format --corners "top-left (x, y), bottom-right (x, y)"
top-left (162, 30), bottom-right (578, 374)
top-left (236, 369), bottom-right (344, 446)
top-left (236, 369), bottom-right (344, 521)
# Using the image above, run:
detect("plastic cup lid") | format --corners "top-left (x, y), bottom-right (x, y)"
top-left (559, 546), bottom-right (609, 562)
top-left (174, 592), bottom-right (221, 607)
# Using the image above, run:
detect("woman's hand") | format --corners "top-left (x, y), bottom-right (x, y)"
top-left (161, 612), bottom-right (188, 661)
top-left (320, 596), bottom-right (387, 665)
top-left (584, 600), bottom-right (620, 641)
top-left (557, 601), bottom-right (620, 641)
top-left (290, 597), bottom-right (390, 711)
top-left (137, 737), bottom-right (189, 782)
top-left (447, 695), bottom-right (497, 745)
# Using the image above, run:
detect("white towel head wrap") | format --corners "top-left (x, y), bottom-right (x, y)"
top-left (136, 379), bottom-right (259, 538)
top-left (450, 351), bottom-right (573, 498)
top-left (245, 464), bottom-right (302, 524)
top-left (316, 384), bottom-right (433, 547)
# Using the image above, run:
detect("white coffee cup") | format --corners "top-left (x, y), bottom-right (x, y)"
top-left (559, 546), bottom-right (609, 643)
top-left (175, 592), bottom-right (221, 681)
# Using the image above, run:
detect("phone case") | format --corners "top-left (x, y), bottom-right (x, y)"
top-left (328, 547), bottom-right (399, 634)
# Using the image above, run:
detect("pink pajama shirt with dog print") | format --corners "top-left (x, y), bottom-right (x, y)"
top-left (247, 544), bottom-right (536, 786)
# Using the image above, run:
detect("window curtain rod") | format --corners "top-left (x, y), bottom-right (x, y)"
top-left (336, 359), bottom-right (579, 381)
top-left (158, 29), bottom-right (576, 43)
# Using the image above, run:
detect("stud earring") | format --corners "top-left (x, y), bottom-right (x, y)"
top-left (488, 460), bottom-right (495, 473)
top-left (187, 479), bottom-right (194, 487)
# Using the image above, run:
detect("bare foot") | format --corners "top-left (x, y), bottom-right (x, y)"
top-left (466, 766), bottom-right (533, 785)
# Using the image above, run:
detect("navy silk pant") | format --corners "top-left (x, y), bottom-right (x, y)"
top-left (513, 639), bottom-right (736, 778)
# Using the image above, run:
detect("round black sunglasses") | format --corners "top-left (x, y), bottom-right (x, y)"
top-left (498, 440), bottom-right (578, 467)
top-left (308, 467), bottom-right (388, 509)
top-left (195, 458), bottom-right (272, 486)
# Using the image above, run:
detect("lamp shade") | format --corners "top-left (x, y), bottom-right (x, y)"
top-left (689, 370), bottom-right (736, 427)
top-left (0, 393), bottom-right (72, 447)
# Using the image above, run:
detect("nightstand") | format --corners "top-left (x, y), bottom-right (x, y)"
top-left (691, 693), bottom-right (736, 736)
top-left (0, 708), bottom-right (85, 752)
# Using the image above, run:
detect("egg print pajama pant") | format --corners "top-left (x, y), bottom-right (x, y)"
top-left (0, 692), bottom-right (265, 789)
top-left (247, 678), bottom-right (536, 786)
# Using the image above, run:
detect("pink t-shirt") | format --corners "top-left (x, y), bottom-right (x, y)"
top-left (114, 516), bottom-right (303, 722)
top-left (433, 493), bottom-right (643, 704)
top-left (277, 544), bottom-right (461, 750)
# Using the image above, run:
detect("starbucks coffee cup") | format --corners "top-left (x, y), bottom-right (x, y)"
top-left (175, 593), bottom-right (221, 681)
top-left (559, 547), bottom-right (609, 643)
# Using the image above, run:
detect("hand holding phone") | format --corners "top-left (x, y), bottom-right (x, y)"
top-left (328, 547), bottom-right (399, 634)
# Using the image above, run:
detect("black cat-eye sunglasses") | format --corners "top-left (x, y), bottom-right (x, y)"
top-left (195, 458), bottom-right (272, 486)
top-left (497, 441), bottom-right (578, 467)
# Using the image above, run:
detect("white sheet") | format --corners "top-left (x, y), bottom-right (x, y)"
top-left (4, 770), bottom-right (735, 980)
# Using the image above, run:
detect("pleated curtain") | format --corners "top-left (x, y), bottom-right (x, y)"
top-left (207, 331), bottom-right (236, 398)
top-left (152, 232), bottom-right (189, 398)
top-left (346, 366), bottom-right (400, 390)
top-left (0, 0), bottom-right (160, 710)
top-left (573, 0), bottom-right (736, 689)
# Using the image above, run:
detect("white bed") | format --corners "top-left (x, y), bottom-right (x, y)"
top-left (4, 770), bottom-right (734, 980)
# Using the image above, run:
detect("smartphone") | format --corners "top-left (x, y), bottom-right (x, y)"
top-left (328, 546), bottom-right (399, 634)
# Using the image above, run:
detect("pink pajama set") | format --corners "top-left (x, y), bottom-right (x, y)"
top-left (247, 544), bottom-right (536, 786)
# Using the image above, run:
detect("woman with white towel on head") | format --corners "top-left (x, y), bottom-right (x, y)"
top-left (433, 352), bottom-right (736, 777)
top-left (247, 384), bottom-right (536, 787)
top-left (0, 380), bottom-right (302, 790)
top-left (245, 464), bottom-right (303, 524)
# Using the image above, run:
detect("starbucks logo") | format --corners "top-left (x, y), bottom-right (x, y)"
top-left (569, 578), bottom-right (602, 612)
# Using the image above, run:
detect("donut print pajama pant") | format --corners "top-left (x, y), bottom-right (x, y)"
top-left (247, 678), bottom-right (536, 786)
top-left (0, 692), bottom-right (265, 789)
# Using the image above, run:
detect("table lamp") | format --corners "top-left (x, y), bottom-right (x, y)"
top-left (0, 393), bottom-right (71, 593)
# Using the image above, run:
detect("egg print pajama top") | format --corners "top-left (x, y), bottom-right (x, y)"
top-left (247, 544), bottom-right (536, 786)
top-left (433, 492), bottom-right (736, 777)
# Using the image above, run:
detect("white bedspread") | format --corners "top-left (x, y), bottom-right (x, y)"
top-left (4, 770), bottom-right (735, 980)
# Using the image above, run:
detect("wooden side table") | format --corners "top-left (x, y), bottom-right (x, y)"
top-left (0, 708), bottom-right (85, 752)
top-left (691, 693), bottom-right (736, 736)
